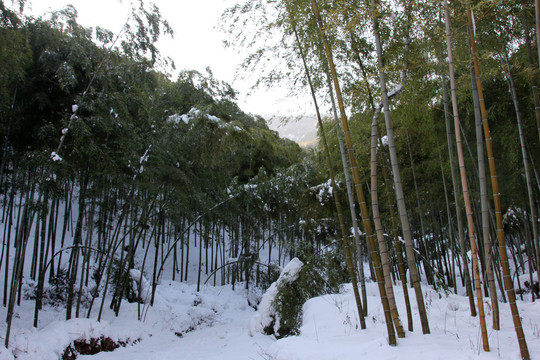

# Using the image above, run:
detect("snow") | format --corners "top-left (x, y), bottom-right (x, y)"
top-left (168, 108), bottom-right (231, 129)
top-left (387, 84), bottom-right (403, 98)
top-left (266, 282), bottom-right (540, 360)
top-left (1, 272), bottom-right (539, 360)
top-left (313, 179), bottom-right (333, 205)
top-left (167, 108), bottom-right (201, 125)
top-left (139, 146), bottom-right (151, 165)
top-left (11, 318), bottom-right (141, 360)
top-left (248, 258), bottom-right (304, 336)
top-left (50, 151), bottom-right (62, 162)
top-left (1, 280), bottom-right (273, 360)
top-left (183, 108), bottom-right (201, 123)
top-left (207, 114), bottom-right (221, 123)
top-left (129, 269), bottom-right (152, 304)
top-left (167, 114), bottom-right (186, 124)
top-left (72, 104), bottom-right (78, 113)
top-left (133, 145), bottom-right (152, 179)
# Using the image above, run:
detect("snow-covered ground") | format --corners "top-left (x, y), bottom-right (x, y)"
top-left (267, 282), bottom-right (540, 360)
top-left (1, 269), bottom-right (539, 360)
top-left (0, 281), bottom-right (273, 360)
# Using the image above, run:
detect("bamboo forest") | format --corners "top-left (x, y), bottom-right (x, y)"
top-left (0, 0), bottom-right (539, 359)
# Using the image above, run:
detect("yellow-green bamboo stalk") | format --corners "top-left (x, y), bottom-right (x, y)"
top-left (466, 3), bottom-right (529, 358)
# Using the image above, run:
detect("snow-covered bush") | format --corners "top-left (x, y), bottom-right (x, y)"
top-left (271, 257), bottom-right (337, 338)
top-left (249, 251), bottom-right (346, 338)
top-left (23, 268), bottom-right (93, 308)
top-left (110, 259), bottom-right (141, 303)
top-left (249, 258), bottom-right (304, 337)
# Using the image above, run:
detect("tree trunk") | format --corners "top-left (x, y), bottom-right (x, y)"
top-left (441, 67), bottom-right (476, 312)
top-left (379, 135), bottom-right (413, 331)
top-left (290, 20), bottom-right (366, 328)
top-left (371, 0), bottom-right (430, 335)
top-left (324, 57), bottom-right (368, 314)
top-left (502, 49), bottom-right (539, 301)
top-left (406, 133), bottom-right (432, 285)
top-left (33, 193), bottom-right (49, 327)
top-left (5, 183), bottom-right (37, 348)
top-left (310, 0), bottom-right (395, 344)
top-left (467, 3), bottom-right (530, 358)
top-left (371, 109), bottom-right (405, 337)
top-left (437, 145), bottom-right (457, 291)
top-left (444, 2), bottom-right (489, 351)
top-left (471, 62), bottom-right (499, 327)
top-left (66, 175), bottom-right (88, 321)
top-left (536, 0), bottom-right (540, 140)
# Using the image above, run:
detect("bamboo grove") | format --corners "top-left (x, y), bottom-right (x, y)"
top-left (0, 1), bottom-right (358, 349)
top-left (1, 0), bottom-right (540, 358)
top-left (223, 0), bottom-right (540, 358)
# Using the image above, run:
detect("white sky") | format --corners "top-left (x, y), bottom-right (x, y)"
top-left (24, 0), bottom-right (313, 119)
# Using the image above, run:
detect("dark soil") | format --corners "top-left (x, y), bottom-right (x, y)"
top-left (62, 336), bottom-right (139, 360)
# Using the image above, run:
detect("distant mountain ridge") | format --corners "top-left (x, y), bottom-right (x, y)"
top-left (266, 115), bottom-right (318, 147)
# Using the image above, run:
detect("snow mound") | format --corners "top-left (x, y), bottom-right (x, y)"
top-left (248, 257), bottom-right (303, 336)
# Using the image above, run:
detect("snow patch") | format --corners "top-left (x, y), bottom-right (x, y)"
top-left (381, 135), bottom-right (389, 147)
top-left (50, 152), bottom-right (62, 162)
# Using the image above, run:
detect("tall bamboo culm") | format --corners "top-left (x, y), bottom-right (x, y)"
top-left (443, 1), bottom-right (489, 351)
top-left (289, 19), bottom-right (366, 330)
top-left (370, 0), bottom-right (430, 335)
top-left (466, 3), bottom-right (530, 359)
top-left (310, 0), bottom-right (397, 345)
top-left (535, 0), bottom-right (540, 140)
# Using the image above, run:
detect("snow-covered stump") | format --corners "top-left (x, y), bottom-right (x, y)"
top-left (248, 258), bottom-right (303, 337)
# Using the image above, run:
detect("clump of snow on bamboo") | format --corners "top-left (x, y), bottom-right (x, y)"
top-left (129, 269), bottom-right (152, 304)
top-left (248, 257), bottom-right (303, 337)
top-left (167, 107), bottom-right (243, 132)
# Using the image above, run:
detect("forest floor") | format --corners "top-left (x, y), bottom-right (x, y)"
top-left (1, 272), bottom-right (539, 360)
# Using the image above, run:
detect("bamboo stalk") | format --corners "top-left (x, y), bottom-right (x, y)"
top-left (289, 21), bottom-right (366, 328)
top-left (444, 1), bottom-right (489, 351)
top-left (371, 108), bottom-right (406, 337)
top-left (310, 0), bottom-right (396, 345)
top-left (502, 50), bottom-right (539, 304)
top-left (370, 0), bottom-right (430, 335)
top-left (466, 2), bottom-right (529, 358)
